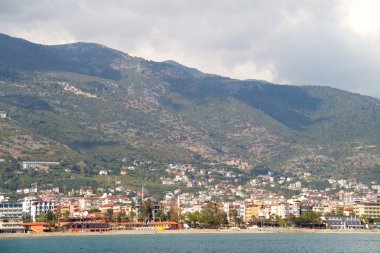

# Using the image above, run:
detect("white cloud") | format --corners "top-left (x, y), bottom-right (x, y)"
top-left (1, 0), bottom-right (380, 98)
top-left (341, 0), bottom-right (380, 37)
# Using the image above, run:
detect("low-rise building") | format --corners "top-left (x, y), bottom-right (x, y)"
top-left (99, 170), bottom-right (108, 175)
top-left (21, 161), bottom-right (60, 171)
top-left (326, 215), bottom-right (363, 229)
top-left (22, 222), bottom-right (51, 233)
top-left (60, 217), bottom-right (110, 232)
top-left (0, 220), bottom-right (25, 233)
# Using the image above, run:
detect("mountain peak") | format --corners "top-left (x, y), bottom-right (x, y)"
top-left (0, 34), bottom-right (123, 80)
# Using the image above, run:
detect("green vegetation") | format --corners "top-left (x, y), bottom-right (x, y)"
top-left (183, 203), bottom-right (228, 228)
top-left (294, 211), bottom-right (321, 226)
top-left (0, 33), bottom-right (380, 193)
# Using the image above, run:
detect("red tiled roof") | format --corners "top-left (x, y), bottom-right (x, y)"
top-left (23, 222), bottom-right (48, 226)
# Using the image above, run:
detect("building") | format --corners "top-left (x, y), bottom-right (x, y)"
top-left (0, 111), bottom-right (6, 118)
top-left (79, 196), bottom-right (102, 211)
top-left (99, 170), bottom-right (108, 175)
top-left (245, 203), bottom-right (262, 222)
top-left (223, 202), bottom-right (246, 223)
top-left (270, 204), bottom-right (289, 219)
top-left (60, 217), bottom-right (110, 232)
top-left (22, 222), bottom-right (51, 233)
top-left (31, 201), bottom-right (54, 222)
top-left (21, 161), bottom-right (60, 171)
top-left (22, 197), bottom-right (36, 220)
top-left (288, 202), bottom-right (302, 217)
top-left (0, 220), bottom-right (25, 233)
top-left (111, 221), bottom-right (181, 230)
top-left (326, 215), bottom-right (364, 229)
top-left (354, 202), bottom-right (380, 218)
top-left (22, 197), bottom-right (54, 222)
top-left (0, 202), bottom-right (23, 220)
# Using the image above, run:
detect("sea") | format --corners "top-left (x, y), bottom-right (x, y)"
top-left (1, 233), bottom-right (379, 253)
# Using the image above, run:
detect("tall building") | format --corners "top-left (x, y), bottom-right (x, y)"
top-left (31, 202), bottom-right (54, 222)
top-left (354, 202), bottom-right (380, 218)
top-left (0, 202), bottom-right (23, 220)
top-left (0, 202), bottom-right (25, 234)
top-left (22, 197), bottom-right (54, 222)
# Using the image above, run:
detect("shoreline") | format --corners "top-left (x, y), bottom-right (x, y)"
top-left (1, 228), bottom-right (380, 239)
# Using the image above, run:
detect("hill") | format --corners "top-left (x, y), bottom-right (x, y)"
top-left (0, 33), bottom-right (379, 193)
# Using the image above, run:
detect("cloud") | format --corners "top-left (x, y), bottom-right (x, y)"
top-left (1, 0), bottom-right (380, 98)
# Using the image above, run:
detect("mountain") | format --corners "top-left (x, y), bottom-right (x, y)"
top-left (0, 33), bottom-right (379, 192)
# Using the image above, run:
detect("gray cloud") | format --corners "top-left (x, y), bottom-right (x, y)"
top-left (1, 0), bottom-right (380, 98)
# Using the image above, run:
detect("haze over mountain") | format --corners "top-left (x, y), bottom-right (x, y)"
top-left (1, 33), bottom-right (380, 186)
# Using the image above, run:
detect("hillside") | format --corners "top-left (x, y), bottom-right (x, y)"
top-left (0, 33), bottom-right (380, 192)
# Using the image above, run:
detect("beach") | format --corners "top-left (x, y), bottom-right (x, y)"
top-left (1, 228), bottom-right (379, 239)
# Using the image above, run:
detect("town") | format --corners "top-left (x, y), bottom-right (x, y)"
top-left (1, 160), bottom-right (379, 234)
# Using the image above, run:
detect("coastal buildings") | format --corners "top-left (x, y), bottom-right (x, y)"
top-left (326, 216), bottom-right (364, 229)
top-left (0, 220), bottom-right (25, 234)
top-left (354, 202), bottom-right (380, 218)
top-left (60, 217), bottom-right (110, 232)
top-left (0, 202), bottom-right (23, 220)
top-left (223, 202), bottom-right (246, 223)
top-left (0, 202), bottom-right (25, 233)
top-left (22, 222), bottom-right (51, 233)
top-left (30, 201), bottom-right (54, 222)
top-left (21, 197), bottom-right (54, 222)
top-left (0, 162), bottom-right (379, 234)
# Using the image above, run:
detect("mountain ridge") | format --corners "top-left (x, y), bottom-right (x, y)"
top-left (0, 33), bottom-right (379, 191)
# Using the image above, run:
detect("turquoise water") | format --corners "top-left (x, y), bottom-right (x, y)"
top-left (1, 233), bottom-right (379, 253)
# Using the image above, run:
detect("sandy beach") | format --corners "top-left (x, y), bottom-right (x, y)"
top-left (1, 228), bottom-right (379, 239)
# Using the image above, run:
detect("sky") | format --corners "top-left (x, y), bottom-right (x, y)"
top-left (1, 0), bottom-right (380, 98)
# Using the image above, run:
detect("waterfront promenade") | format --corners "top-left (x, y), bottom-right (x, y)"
top-left (1, 227), bottom-right (379, 239)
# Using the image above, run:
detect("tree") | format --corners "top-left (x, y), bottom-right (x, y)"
top-left (250, 215), bottom-right (258, 225)
top-left (231, 210), bottom-right (243, 227)
top-left (36, 210), bottom-right (57, 228)
top-left (129, 199), bottom-right (136, 222)
top-left (129, 211), bottom-right (136, 222)
top-left (104, 208), bottom-right (114, 222)
top-left (117, 210), bottom-right (127, 223)
top-left (287, 213), bottom-right (295, 226)
top-left (278, 217), bottom-right (287, 227)
top-left (169, 202), bottom-right (179, 222)
top-left (62, 210), bottom-right (70, 222)
top-left (155, 209), bottom-right (167, 221)
top-left (186, 211), bottom-right (201, 227)
top-left (198, 202), bottom-right (227, 228)
top-left (294, 211), bottom-right (321, 227)
top-left (89, 208), bottom-right (101, 213)
top-left (139, 199), bottom-right (152, 222)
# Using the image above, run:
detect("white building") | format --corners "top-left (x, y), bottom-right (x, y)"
top-left (21, 161), bottom-right (60, 170)
top-left (22, 197), bottom-right (36, 220)
top-left (223, 202), bottom-right (246, 222)
top-left (30, 201), bottom-right (54, 222)
top-left (99, 170), bottom-right (108, 175)
top-left (22, 197), bottom-right (54, 221)
top-left (270, 204), bottom-right (289, 219)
